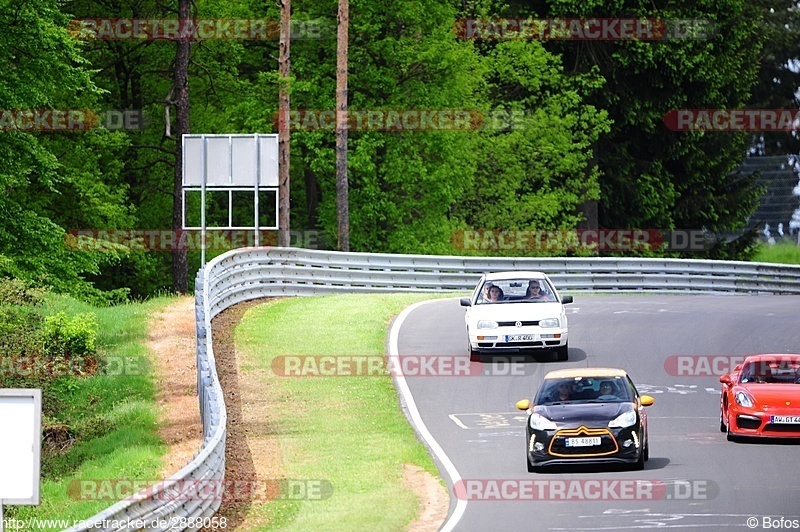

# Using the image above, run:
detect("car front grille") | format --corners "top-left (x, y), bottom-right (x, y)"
top-left (548, 427), bottom-right (619, 457)
top-left (497, 320), bottom-right (540, 327)
top-left (736, 416), bottom-right (762, 430)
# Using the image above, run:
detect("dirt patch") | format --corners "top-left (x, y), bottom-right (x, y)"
top-left (147, 296), bottom-right (203, 477)
top-left (403, 464), bottom-right (449, 531)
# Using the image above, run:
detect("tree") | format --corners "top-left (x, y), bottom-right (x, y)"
top-left (0, 0), bottom-right (129, 301)
top-left (279, 0), bottom-right (292, 247)
top-left (170, 0), bottom-right (192, 293)
top-left (336, 0), bottom-right (350, 251)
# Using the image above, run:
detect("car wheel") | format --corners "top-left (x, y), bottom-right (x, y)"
top-left (725, 414), bottom-right (737, 442)
top-left (719, 409), bottom-right (727, 433)
top-left (527, 456), bottom-right (535, 473)
top-left (468, 343), bottom-right (480, 362)
top-left (643, 441), bottom-right (649, 461)
top-left (555, 344), bottom-right (568, 361)
top-left (632, 448), bottom-right (645, 470)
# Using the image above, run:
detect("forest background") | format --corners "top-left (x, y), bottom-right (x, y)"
top-left (1, 0), bottom-right (799, 301)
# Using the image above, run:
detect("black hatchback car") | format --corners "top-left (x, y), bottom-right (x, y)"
top-left (516, 368), bottom-right (655, 471)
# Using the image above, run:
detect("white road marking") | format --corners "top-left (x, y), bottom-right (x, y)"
top-left (390, 298), bottom-right (466, 532)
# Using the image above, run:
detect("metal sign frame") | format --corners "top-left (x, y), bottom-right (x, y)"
top-left (0, 388), bottom-right (42, 520)
top-left (182, 134), bottom-right (280, 264)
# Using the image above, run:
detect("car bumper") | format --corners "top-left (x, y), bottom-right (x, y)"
top-left (727, 409), bottom-right (800, 438)
top-left (470, 329), bottom-right (568, 352)
top-left (526, 426), bottom-right (644, 466)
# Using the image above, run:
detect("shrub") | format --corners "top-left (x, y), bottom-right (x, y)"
top-left (42, 311), bottom-right (99, 357)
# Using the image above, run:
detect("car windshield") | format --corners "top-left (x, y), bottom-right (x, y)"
top-left (738, 360), bottom-right (800, 384)
top-left (536, 377), bottom-right (633, 405)
top-left (478, 278), bottom-right (556, 304)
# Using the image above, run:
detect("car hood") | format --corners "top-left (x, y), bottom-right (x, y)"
top-left (534, 402), bottom-right (632, 423)
top-left (468, 302), bottom-right (563, 321)
top-left (739, 384), bottom-right (800, 406)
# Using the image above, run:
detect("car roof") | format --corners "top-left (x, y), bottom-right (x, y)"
top-left (742, 354), bottom-right (800, 364)
top-left (483, 271), bottom-right (548, 281)
top-left (544, 368), bottom-right (629, 379)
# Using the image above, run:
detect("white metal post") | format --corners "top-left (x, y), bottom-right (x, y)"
top-left (201, 135), bottom-right (207, 266)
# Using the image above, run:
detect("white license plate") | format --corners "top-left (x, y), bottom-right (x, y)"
top-left (565, 437), bottom-right (601, 447)
top-left (505, 334), bottom-right (536, 342)
top-left (770, 416), bottom-right (800, 424)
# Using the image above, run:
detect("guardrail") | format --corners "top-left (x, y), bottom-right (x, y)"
top-left (68, 247), bottom-right (800, 531)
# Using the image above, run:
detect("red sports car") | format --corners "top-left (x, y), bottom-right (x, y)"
top-left (719, 354), bottom-right (800, 440)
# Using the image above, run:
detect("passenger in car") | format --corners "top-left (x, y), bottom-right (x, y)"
top-left (487, 285), bottom-right (504, 302)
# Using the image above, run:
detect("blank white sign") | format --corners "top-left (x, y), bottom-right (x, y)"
top-left (183, 134), bottom-right (279, 187)
top-left (0, 389), bottom-right (41, 504)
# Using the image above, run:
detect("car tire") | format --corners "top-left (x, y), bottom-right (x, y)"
top-left (725, 415), bottom-right (738, 442)
top-left (468, 343), bottom-right (480, 362)
top-left (719, 411), bottom-right (727, 433)
top-left (555, 344), bottom-right (568, 361)
top-left (643, 441), bottom-right (649, 461)
top-left (527, 456), bottom-right (535, 473)
top-left (632, 448), bottom-right (645, 470)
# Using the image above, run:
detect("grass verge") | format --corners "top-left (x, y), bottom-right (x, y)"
top-left (753, 241), bottom-right (800, 264)
top-left (7, 295), bottom-right (173, 529)
top-left (234, 293), bottom-right (454, 531)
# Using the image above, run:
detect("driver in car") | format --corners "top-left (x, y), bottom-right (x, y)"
top-left (523, 280), bottom-right (553, 301)
top-left (597, 381), bottom-right (620, 400)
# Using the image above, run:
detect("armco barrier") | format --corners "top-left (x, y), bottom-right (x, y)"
top-left (67, 247), bottom-right (800, 530)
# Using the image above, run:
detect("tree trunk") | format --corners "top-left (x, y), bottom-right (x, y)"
top-left (171, 0), bottom-right (191, 293)
top-left (278, 0), bottom-right (291, 247)
top-left (336, 0), bottom-right (350, 251)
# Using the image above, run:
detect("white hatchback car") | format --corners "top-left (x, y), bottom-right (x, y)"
top-left (460, 271), bottom-right (573, 361)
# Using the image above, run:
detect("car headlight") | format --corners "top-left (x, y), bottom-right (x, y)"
top-left (539, 318), bottom-right (560, 328)
top-left (735, 391), bottom-right (754, 408)
top-left (477, 320), bottom-right (498, 329)
top-left (529, 413), bottom-right (558, 431)
top-left (608, 410), bottom-right (637, 429)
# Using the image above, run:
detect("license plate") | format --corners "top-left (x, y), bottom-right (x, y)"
top-left (565, 437), bottom-right (601, 447)
top-left (505, 334), bottom-right (536, 342)
top-left (770, 416), bottom-right (800, 424)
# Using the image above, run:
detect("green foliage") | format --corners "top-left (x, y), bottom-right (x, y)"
top-left (0, 278), bottom-right (45, 357)
top-left (42, 311), bottom-right (99, 357)
top-left (753, 240), bottom-right (800, 264)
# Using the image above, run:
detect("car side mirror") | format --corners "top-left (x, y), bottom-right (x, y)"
top-left (561, 295), bottom-right (573, 304)
top-left (640, 395), bottom-right (655, 407)
top-left (460, 298), bottom-right (471, 307)
top-left (515, 399), bottom-right (530, 410)
top-left (719, 374), bottom-right (732, 385)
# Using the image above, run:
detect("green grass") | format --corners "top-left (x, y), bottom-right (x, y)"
top-left (753, 241), bottom-right (800, 264)
top-left (8, 295), bottom-right (174, 529)
top-left (235, 293), bottom-right (456, 531)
